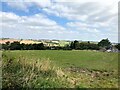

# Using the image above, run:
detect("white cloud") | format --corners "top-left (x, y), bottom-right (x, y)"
top-left (4, 0), bottom-right (52, 12)
top-left (1, 0), bottom-right (119, 42)
top-left (43, 1), bottom-right (118, 22)
top-left (3, 1), bottom-right (119, 22)
top-left (21, 14), bottom-right (57, 26)
top-left (6, 2), bottom-right (33, 12)
top-left (0, 12), bottom-right (20, 22)
top-left (1, 11), bottom-right (57, 27)
top-left (32, 0), bottom-right (51, 8)
top-left (1, 11), bottom-right (67, 39)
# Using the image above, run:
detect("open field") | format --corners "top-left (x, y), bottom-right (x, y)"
top-left (2, 50), bottom-right (119, 88)
top-left (0, 39), bottom-right (70, 47)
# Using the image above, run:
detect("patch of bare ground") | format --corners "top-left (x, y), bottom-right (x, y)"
top-left (65, 66), bottom-right (116, 78)
top-left (63, 66), bottom-right (118, 88)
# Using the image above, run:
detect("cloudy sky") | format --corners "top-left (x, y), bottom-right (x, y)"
top-left (0, 0), bottom-right (119, 42)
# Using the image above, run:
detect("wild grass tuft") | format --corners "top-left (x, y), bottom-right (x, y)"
top-left (2, 53), bottom-right (74, 88)
top-left (2, 51), bottom-right (118, 88)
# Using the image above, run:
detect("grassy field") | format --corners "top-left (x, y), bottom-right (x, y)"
top-left (2, 50), bottom-right (119, 88)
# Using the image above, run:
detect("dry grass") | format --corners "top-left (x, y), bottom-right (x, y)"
top-left (2, 54), bottom-right (76, 88)
top-left (2, 52), bottom-right (118, 88)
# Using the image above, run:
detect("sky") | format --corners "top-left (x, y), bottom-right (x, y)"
top-left (0, 0), bottom-right (119, 43)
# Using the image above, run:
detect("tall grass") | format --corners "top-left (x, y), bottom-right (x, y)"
top-left (2, 51), bottom-right (118, 88)
top-left (2, 53), bottom-right (76, 88)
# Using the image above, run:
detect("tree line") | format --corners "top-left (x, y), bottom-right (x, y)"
top-left (69, 41), bottom-right (99, 50)
top-left (69, 39), bottom-right (112, 50)
top-left (0, 39), bottom-right (120, 51)
top-left (1, 41), bottom-right (45, 50)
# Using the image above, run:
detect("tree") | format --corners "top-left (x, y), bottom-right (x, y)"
top-left (10, 41), bottom-right (21, 50)
top-left (6, 41), bottom-right (10, 45)
top-left (5, 41), bottom-right (10, 50)
top-left (98, 39), bottom-right (111, 49)
top-left (63, 44), bottom-right (71, 50)
top-left (115, 44), bottom-right (120, 50)
top-left (74, 40), bottom-right (79, 49)
top-left (70, 42), bottom-right (74, 49)
top-left (79, 43), bottom-right (84, 50)
top-left (70, 40), bottom-right (79, 49)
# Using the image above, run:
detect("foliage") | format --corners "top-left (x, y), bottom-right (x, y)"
top-left (2, 50), bottom-right (118, 88)
top-left (115, 44), bottom-right (120, 50)
top-left (2, 41), bottom-right (45, 50)
top-left (2, 54), bottom-right (74, 88)
top-left (98, 39), bottom-right (111, 49)
top-left (70, 40), bottom-right (99, 50)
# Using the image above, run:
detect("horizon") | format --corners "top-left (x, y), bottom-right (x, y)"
top-left (1, 37), bottom-right (119, 43)
top-left (1, 0), bottom-right (119, 43)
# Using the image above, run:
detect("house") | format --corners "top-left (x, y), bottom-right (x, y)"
top-left (111, 47), bottom-right (119, 52)
top-left (106, 49), bottom-right (112, 52)
top-left (106, 46), bottom-right (119, 53)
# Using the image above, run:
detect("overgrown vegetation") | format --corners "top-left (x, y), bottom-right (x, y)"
top-left (2, 50), bottom-right (118, 88)
top-left (2, 54), bottom-right (72, 88)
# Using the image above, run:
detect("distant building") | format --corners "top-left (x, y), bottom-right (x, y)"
top-left (112, 43), bottom-right (118, 46)
top-left (111, 47), bottom-right (119, 52)
top-left (106, 46), bottom-right (119, 53)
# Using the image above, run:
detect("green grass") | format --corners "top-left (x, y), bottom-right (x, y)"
top-left (3, 50), bottom-right (118, 71)
top-left (2, 50), bottom-right (119, 88)
top-left (59, 41), bottom-right (70, 47)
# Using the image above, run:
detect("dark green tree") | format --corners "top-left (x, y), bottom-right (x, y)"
top-left (63, 44), bottom-right (71, 50)
top-left (74, 40), bottom-right (79, 49)
top-left (115, 44), bottom-right (120, 50)
top-left (70, 40), bottom-right (79, 49)
top-left (9, 41), bottom-right (21, 50)
top-left (98, 39), bottom-right (111, 49)
top-left (70, 42), bottom-right (74, 49)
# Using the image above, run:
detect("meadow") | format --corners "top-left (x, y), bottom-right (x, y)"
top-left (2, 50), bottom-right (119, 88)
